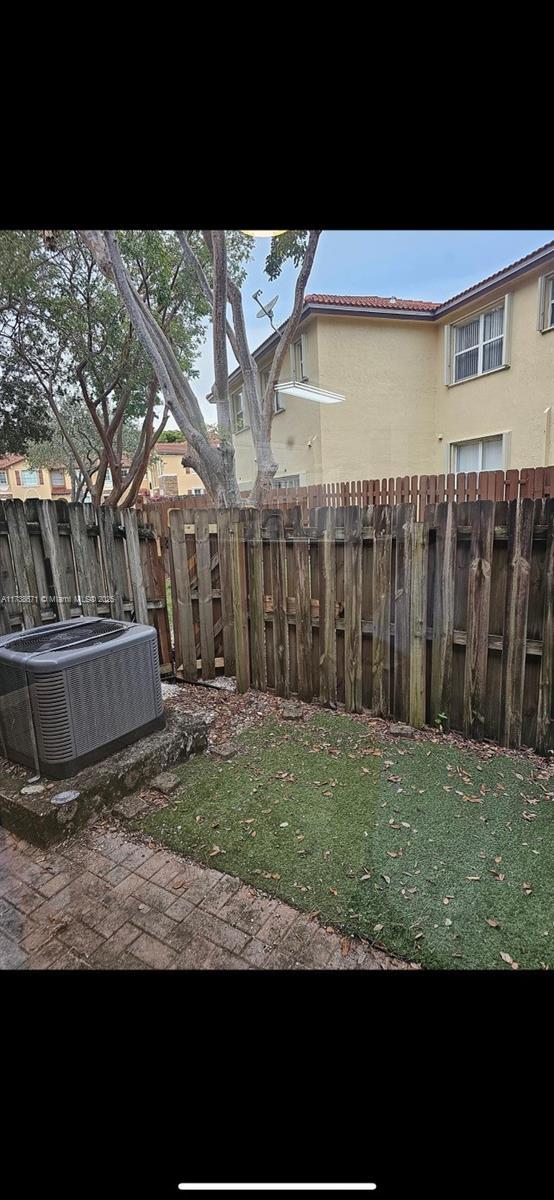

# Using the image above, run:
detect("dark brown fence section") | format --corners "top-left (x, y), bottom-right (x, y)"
top-left (0, 499), bottom-right (172, 674)
top-left (167, 499), bottom-right (554, 754)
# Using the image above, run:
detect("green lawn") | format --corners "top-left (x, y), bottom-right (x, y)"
top-left (138, 713), bottom-right (553, 970)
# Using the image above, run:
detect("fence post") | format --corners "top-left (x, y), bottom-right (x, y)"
top-left (316, 506), bottom-right (336, 707)
top-left (537, 497), bottom-right (554, 754)
top-left (263, 508), bottom-right (289, 698)
top-left (344, 505), bottom-right (362, 712)
top-left (245, 508), bottom-right (267, 692)
top-left (229, 507), bottom-right (250, 693)
top-left (430, 502), bottom-right (457, 726)
top-left (409, 521), bottom-right (427, 727)
top-left (122, 509), bottom-right (149, 625)
top-left (194, 509), bottom-right (215, 679)
top-left (500, 498), bottom-right (535, 747)
top-left (168, 507), bottom-right (197, 682)
top-left (291, 505), bottom-right (313, 702)
top-left (463, 501), bottom-right (494, 740)
top-left (372, 505), bottom-right (392, 717)
top-left (393, 503), bottom-right (415, 723)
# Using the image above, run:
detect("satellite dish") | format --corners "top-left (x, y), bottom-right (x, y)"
top-left (256, 294), bottom-right (279, 318)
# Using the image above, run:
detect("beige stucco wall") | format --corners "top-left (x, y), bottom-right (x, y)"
top-left (147, 449), bottom-right (206, 496)
top-left (434, 268), bottom-right (554, 471)
top-left (231, 321), bottom-right (323, 490)
top-left (315, 314), bottom-right (439, 481)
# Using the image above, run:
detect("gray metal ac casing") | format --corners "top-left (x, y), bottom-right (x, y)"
top-left (0, 618), bottom-right (165, 778)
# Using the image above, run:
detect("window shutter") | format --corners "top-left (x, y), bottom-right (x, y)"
top-left (38, 469), bottom-right (44, 484)
top-left (15, 470), bottom-right (21, 485)
top-left (443, 325), bottom-right (452, 385)
top-left (537, 275), bottom-right (547, 332)
top-left (502, 294), bottom-right (512, 366)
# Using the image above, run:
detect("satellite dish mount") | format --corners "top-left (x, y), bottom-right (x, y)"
top-left (253, 289), bottom-right (279, 333)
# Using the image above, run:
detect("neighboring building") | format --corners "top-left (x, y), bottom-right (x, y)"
top-left (146, 443), bottom-right (206, 498)
top-left (0, 455), bottom-right (71, 501)
top-left (224, 240), bottom-right (554, 489)
top-left (0, 445), bottom-right (206, 504)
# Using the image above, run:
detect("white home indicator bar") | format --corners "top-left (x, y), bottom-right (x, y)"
top-left (178, 1186), bottom-right (377, 1193)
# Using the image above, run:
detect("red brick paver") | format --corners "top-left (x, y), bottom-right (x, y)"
top-left (0, 824), bottom-right (418, 971)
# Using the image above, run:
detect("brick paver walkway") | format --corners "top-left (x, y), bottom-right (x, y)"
top-left (0, 823), bottom-right (417, 970)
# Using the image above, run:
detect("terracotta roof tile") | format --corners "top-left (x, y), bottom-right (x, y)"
top-left (305, 293), bottom-right (439, 312)
top-left (0, 453), bottom-right (26, 470)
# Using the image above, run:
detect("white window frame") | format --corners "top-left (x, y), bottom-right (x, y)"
top-left (448, 431), bottom-right (510, 474)
top-left (193, 488), bottom-right (203, 495)
top-left (292, 337), bottom-right (307, 382)
top-left (538, 273), bottom-right (554, 333)
top-left (445, 295), bottom-right (511, 386)
top-left (50, 469), bottom-right (66, 488)
top-left (0, 470), bottom-right (9, 490)
top-left (21, 468), bottom-right (39, 488)
top-left (231, 389), bottom-right (246, 432)
top-left (104, 468), bottom-right (112, 487)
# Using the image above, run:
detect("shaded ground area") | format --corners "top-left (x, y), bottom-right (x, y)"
top-left (139, 708), bottom-right (554, 970)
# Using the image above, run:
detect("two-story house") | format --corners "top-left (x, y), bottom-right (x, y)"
top-left (224, 239), bottom-right (554, 490)
top-left (0, 455), bottom-right (72, 501)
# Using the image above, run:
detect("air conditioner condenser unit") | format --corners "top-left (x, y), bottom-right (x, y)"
top-left (0, 617), bottom-right (165, 778)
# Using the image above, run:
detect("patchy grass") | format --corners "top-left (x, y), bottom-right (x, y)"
top-left (138, 712), bottom-right (554, 970)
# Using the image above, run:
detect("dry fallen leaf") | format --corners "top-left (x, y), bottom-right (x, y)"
top-left (523, 882), bottom-right (533, 894)
top-left (464, 796), bottom-right (483, 804)
top-left (500, 951), bottom-right (519, 969)
top-left (340, 937), bottom-right (352, 957)
top-left (387, 774), bottom-right (402, 783)
top-left (209, 845), bottom-right (224, 857)
top-left (466, 875), bottom-right (481, 881)
top-left (373, 923), bottom-right (384, 933)
top-left (486, 918), bottom-right (499, 928)
top-left (329, 887), bottom-right (338, 896)
top-left (445, 918), bottom-right (452, 926)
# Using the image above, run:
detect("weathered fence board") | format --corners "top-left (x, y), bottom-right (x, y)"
top-left (246, 508), bottom-right (266, 692)
top-left (372, 506), bottom-right (392, 717)
top-left (500, 498), bottom-right (535, 747)
top-left (0, 498), bottom-right (170, 673)
top-left (393, 503), bottom-right (415, 722)
top-left (463, 501), bottom-right (495, 740)
top-left (344, 505), bottom-right (362, 713)
top-left (317, 506), bottom-right (336, 707)
top-left (430, 502), bottom-right (457, 725)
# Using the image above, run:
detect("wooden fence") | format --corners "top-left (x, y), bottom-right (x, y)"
top-left (140, 464), bottom-right (554, 538)
top-left (167, 499), bottom-right (554, 754)
top-left (0, 499), bottom-right (172, 674)
top-left (1, 496), bottom-right (552, 755)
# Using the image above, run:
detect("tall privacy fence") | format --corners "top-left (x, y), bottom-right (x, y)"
top-left (139, 464), bottom-right (554, 535)
top-left (166, 500), bottom-right (553, 755)
top-left (0, 499), bottom-right (172, 674)
top-left (0, 497), bottom-right (552, 755)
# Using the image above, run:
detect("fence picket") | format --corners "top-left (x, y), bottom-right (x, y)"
top-left (430, 502), bottom-right (457, 725)
top-left (409, 521), bottom-right (427, 728)
top-left (463, 501), bottom-right (495, 740)
top-left (291, 505), bottom-right (313, 701)
top-left (194, 509), bottom-right (215, 679)
top-left (168, 508), bottom-right (197, 682)
top-left (394, 503), bottom-right (415, 723)
top-left (246, 508), bottom-right (266, 691)
top-left (372, 505), bottom-right (392, 717)
top-left (316, 506), bottom-right (337, 707)
top-left (500, 498), bottom-right (535, 747)
top-left (344, 505), bottom-right (363, 713)
top-left (536, 497), bottom-right (554, 753)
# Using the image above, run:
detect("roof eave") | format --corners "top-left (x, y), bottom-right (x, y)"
top-left (435, 244), bottom-right (554, 318)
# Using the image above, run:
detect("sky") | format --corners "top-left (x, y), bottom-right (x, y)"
top-left (164, 229), bottom-right (554, 427)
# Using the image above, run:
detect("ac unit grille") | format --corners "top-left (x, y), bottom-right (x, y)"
top-left (0, 662), bottom-right (32, 757)
top-left (65, 642), bottom-right (159, 756)
top-left (8, 620), bottom-right (126, 654)
top-left (34, 673), bottom-right (75, 761)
